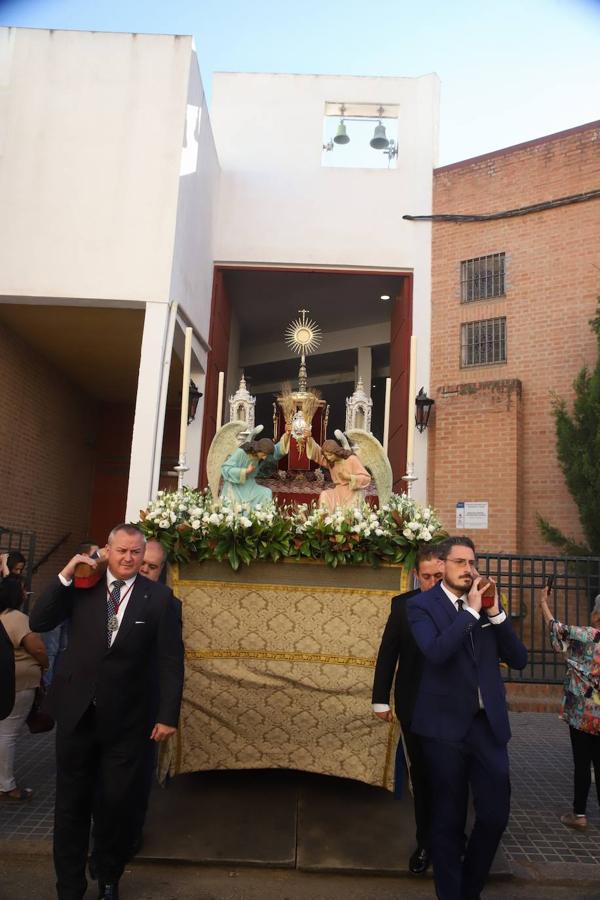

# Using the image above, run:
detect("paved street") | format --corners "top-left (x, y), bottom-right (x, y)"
top-left (1, 857), bottom-right (600, 900)
top-left (0, 712), bottom-right (598, 898)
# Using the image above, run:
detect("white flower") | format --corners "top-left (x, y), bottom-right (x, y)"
top-left (158, 519), bottom-right (170, 529)
top-left (239, 516), bottom-right (252, 529)
top-left (403, 528), bottom-right (413, 539)
top-left (408, 521), bottom-right (420, 532)
top-left (375, 528), bottom-right (384, 536)
top-left (208, 512), bottom-right (222, 525)
top-left (418, 529), bottom-right (432, 542)
top-left (191, 519), bottom-right (201, 530)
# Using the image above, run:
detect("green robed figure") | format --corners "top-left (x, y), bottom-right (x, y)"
top-left (220, 436), bottom-right (287, 508)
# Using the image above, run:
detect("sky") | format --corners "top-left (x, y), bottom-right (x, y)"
top-left (0, 0), bottom-right (599, 165)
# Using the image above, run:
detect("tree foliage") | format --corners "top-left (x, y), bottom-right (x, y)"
top-left (538, 301), bottom-right (600, 555)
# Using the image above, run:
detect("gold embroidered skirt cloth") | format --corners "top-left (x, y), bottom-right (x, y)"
top-left (164, 560), bottom-right (408, 790)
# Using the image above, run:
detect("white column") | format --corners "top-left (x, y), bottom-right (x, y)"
top-left (126, 301), bottom-right (174, 521)
top-left (357, 347), bottom-right (372, 395)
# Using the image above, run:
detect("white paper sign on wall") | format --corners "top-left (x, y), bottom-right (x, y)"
top-left (456, 501), bottom-right (488, 529)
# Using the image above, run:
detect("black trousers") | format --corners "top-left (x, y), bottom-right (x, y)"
top-left (54, 705), bottom-right (149, 900)
top-left (422, 712), bottom-right (510, 900)
top-left (401, 722), bottom-right (432, 851)
top-left (569, 725), bottom-right (600, 815)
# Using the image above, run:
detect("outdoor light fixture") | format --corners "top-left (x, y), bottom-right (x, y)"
top-left (415, 387), bottom-right (434, 433)
top-left (188, 380), bottom-right (203, 424)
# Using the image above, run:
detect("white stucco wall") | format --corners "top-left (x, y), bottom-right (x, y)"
top-left (168, 45), bottom-right (220, 340)
top-left (0, 27), bottom-right (192, 303)
top-left (211, 72), bottom-right (439, 500)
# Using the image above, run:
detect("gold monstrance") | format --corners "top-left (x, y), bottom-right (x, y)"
top-left (276, 310), bottom-right (327, 455)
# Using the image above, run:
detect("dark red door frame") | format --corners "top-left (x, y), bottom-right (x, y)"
top-left (199, 264), bottom-right (414, 492)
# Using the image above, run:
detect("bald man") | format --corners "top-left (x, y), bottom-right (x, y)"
top-left (139, 539), bottom-right (168, 583)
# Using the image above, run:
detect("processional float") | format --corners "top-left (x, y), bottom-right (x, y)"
top-left (159, 311), bottom-right (425, 790)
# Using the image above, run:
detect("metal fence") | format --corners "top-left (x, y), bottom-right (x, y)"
top-left (478, 552), bottom-right (600, 684)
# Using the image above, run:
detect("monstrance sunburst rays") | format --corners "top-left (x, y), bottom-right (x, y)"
top-left (284, 309), bottom-right (322, 356)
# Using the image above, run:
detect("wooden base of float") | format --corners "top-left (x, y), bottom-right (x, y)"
top-left (163, 558), bottom-right (410, 791)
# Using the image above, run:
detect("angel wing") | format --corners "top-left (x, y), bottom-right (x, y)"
top-left (206, 421), bottom-right (251, 498)
top-left (345, 428), bottom-right (393, 504)
top-left (334, 428), bottom-right (350, 450)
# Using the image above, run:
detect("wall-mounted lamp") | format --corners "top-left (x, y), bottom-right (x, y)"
top-left (188, 380), bottom-right (203, 424)
top-left (415, 387), bottom-right (434, 433)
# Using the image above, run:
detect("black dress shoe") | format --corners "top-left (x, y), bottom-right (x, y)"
top-left (98, 883), bottom-right (119, 900)
top-left (408, 846), bottom-right (430, 874)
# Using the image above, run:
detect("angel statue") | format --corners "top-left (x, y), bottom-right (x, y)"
top-left (281, 427), bottom-right (392, 512)
top-left (206, 423), bottom-right (288, 509)
top-left (309, 435), bottom-right (371, 512)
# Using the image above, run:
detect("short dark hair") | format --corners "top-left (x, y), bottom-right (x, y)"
top-left (6, 551), bottom-right (26, 571)
top-left (436, 535), bottom-right (476, 560)
top-left (77, 539), bottom-right (99, 555)
top-left (0, 577), bottom-right (24, 612)
top-left (107, 524), bottom-right (146, 544)
top-left (415, 545), bottom-right (444, 571)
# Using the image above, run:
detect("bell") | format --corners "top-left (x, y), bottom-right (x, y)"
top-left (370, 122), bottom-right (389, 150)
top-left (333, 120), bottom-right (350, 145)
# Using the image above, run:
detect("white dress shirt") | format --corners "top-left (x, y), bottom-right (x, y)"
top-left (58, 569), bottom-right (137, 647)
top-left (440, 582), bottom-right (506, 624)
top-left (372, 582), bottom-right (506, 714)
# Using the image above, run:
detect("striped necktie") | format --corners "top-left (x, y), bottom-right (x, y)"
top-left (107, 579), bottom-right (125, 646)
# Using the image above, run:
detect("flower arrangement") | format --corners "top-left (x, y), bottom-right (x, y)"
top-left (138, 488), bottom-right (445, 572)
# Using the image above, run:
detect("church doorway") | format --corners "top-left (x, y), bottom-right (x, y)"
top-left (200, 266), bottom-right (413, 492)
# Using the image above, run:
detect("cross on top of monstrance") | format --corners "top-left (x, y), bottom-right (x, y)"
top-left (284, 309), bottom-right (322, 392)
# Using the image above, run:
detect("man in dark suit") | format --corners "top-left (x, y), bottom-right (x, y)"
top-left (372, 546), bottom-right (444, 874)
top-left (30, 524), bottom-right (184, 900)
top-left (0, 620), bottom-right (15, 721)
top-left (407, 536), bottom-right (527, 900)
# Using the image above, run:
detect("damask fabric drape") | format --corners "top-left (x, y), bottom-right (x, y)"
top-left (161, 562), bottom-right (405, 790)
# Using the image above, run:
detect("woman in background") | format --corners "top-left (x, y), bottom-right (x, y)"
top-left (0, 578), bottom-right (48, 801)
top-left (540, 587), bottom-right (600, 830)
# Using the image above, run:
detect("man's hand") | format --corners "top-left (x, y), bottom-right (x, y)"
top-left (245, 464), bottom-right (255, 475)
top-left (59, 554), bottom-right (98, 583)
top-left (485, 578), bottom-right (501, 617)
top-left (150, 723), bottom-right (177, 742)
top-left (0, 553), bottom-right (8, 577)
top-left (374, 710), bottom-right (393, 722)
top-left (467, 575), bottom-right (486, 614)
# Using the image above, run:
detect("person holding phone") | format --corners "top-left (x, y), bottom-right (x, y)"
top-left (407, 536), bottom-right (528, 900)
top-left (539, 585), bottom-right (600, 831)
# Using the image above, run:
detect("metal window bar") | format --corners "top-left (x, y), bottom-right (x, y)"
top-left (477, 552), bottom-right (600, 683)
top-left (461, 252), bottom-right (505, 303)
top-left (460, 316), bottom-right (506, 367)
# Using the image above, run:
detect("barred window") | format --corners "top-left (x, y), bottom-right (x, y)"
top-left (461, 253), bottom-right (505, 302)
top-left (461, 317), bottom-right (506, 367)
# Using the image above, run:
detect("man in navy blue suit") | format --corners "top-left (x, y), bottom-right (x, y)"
top-left (407, 536), bottom-right (527, 900)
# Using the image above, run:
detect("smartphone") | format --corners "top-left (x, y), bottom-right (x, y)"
top-left (546, 575), bottom-right (555, 591)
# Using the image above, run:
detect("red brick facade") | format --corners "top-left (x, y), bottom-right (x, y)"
top-left (0, 319), bottom-right (98, 590)
top-left (429, 121), bottom-right (600, 552)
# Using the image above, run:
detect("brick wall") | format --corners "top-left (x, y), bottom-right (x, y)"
top-left (431, 122), bottom-right (600, 553)
top-left (0, 319), bottom-right (98, 592)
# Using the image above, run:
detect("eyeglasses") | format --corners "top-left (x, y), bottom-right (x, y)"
top-left (445, 557), bottom-right (477, 568)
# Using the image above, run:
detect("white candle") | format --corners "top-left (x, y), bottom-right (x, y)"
top-left (405, 335), bottom-right (417, 467)
top-left (383, 377), bottom-right (392, 454)
top-left (216, 370), bottom-right (225, 430)
top-left (178, 327), bottom-right (193, 459)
